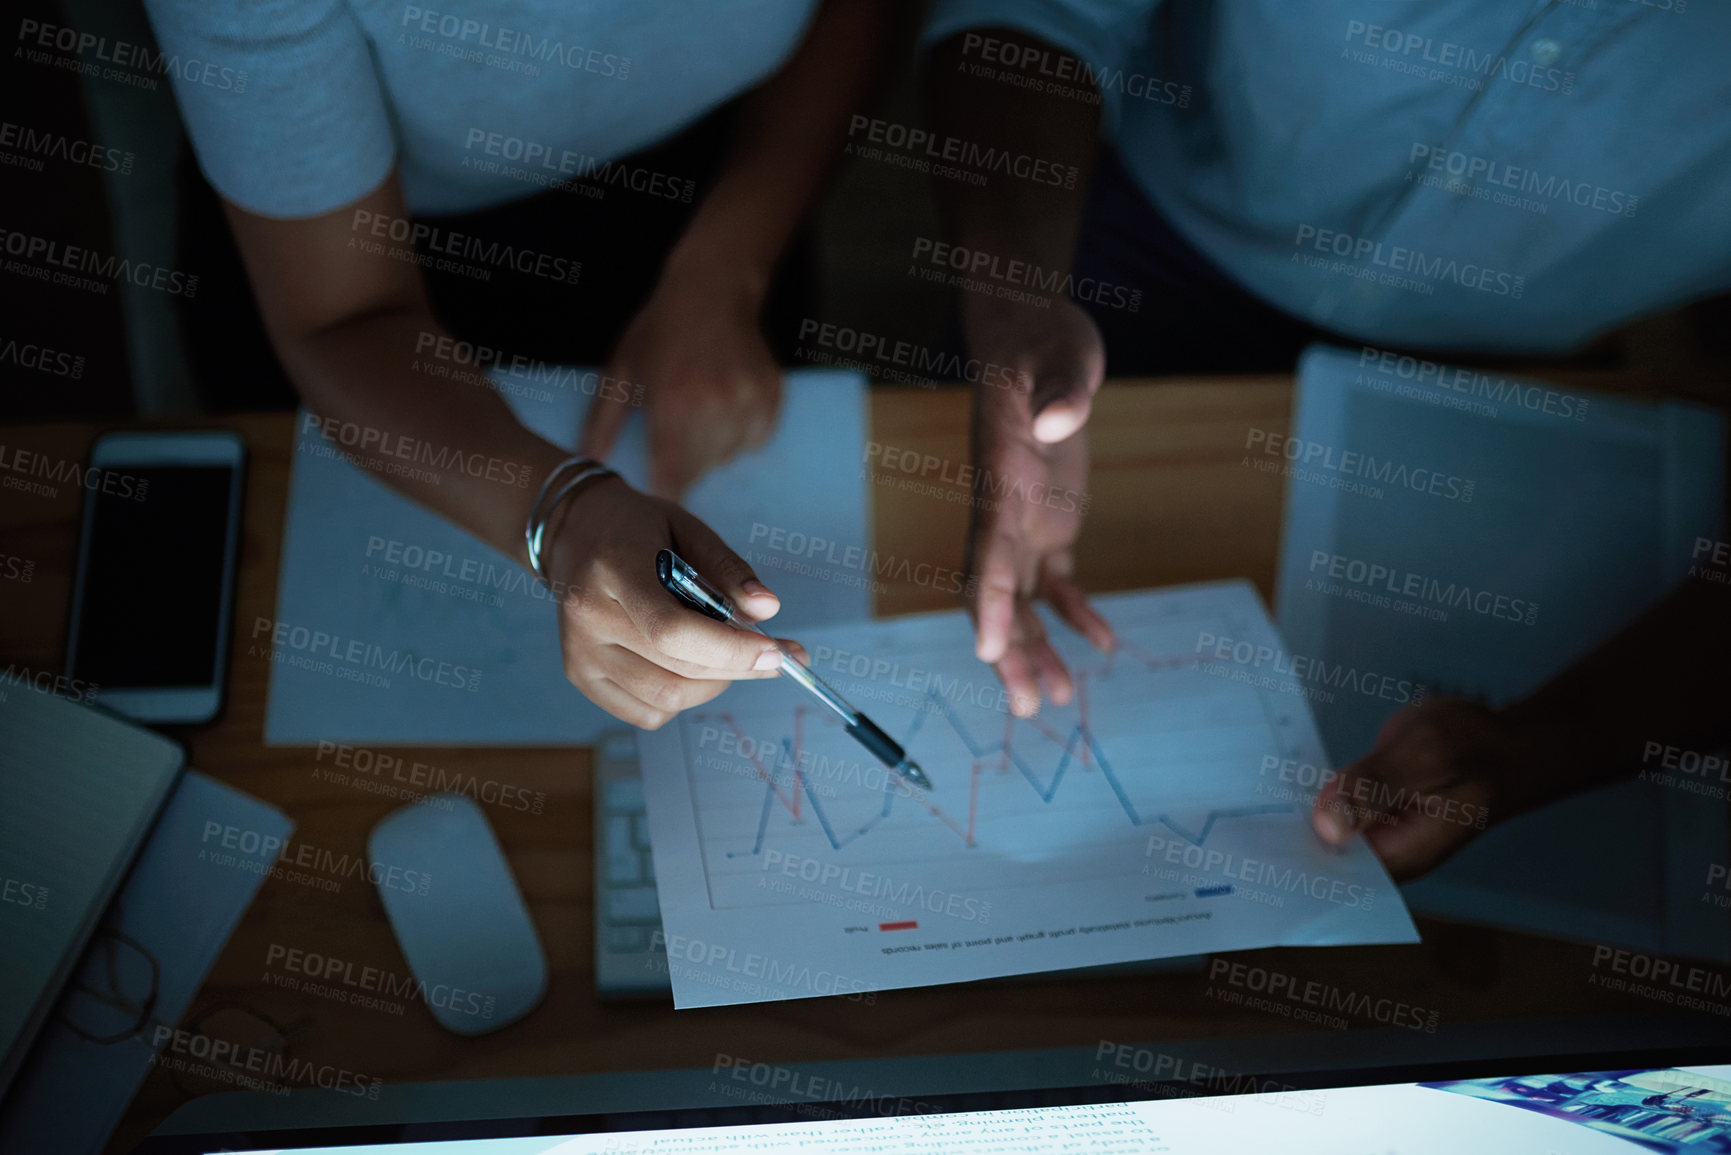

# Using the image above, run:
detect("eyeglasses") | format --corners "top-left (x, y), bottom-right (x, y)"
top-left (56, 908), bottom-right (311, 1097)
top-left (57, 912), bottom-right (163, 1046)
top-left (165, 1000), bottom-right (311, 1098)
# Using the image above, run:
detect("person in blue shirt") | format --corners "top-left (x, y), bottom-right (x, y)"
top-left (141, 0), bottom-right (895, 729)
top-left (922, 0), bottom-right (1731, 876)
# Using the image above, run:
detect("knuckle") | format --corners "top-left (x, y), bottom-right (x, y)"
top-left (642, 609), bottom-right (681, 652)
top-left (562, 655), bottom-right (596, 690)
top-left (647, 677), bottom-right (688, 715)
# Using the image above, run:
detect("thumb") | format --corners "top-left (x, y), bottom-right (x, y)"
top-left (1313, 703), bottom-right (1433, 843)
top-left (577, 380), bottom-right (634, 462)
top-left (1312, 758), bottom-right (1392, 847)
top-left (1312, 733), bottom-right (1489, 881)
top-left (1029, 372), bottom-right (1097, 444)
top-left (668, 507), bottom-right (780, 623)
top-left (1027, 305), bottom-right (1105, 443)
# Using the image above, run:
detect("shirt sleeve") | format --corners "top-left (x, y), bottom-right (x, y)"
top-left (139, 0), bottom-right (396, 218)
top-left (920, 0), bottom-right (1164, 135)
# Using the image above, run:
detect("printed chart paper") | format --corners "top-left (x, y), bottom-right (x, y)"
top-left (639, 581), bottom-right (1418, 1008)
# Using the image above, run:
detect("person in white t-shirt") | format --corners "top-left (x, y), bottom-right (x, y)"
top-left (141, 0), bottom-right (898, 728)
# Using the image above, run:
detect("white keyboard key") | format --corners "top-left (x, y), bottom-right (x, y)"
top-left (602, 815), bottom-right (634, 858)
top-left (604, 849), bottom-right (642, 886)
top-left (603, 779), bottom-right (645, 812)
top-left (606, 887), bottom-right (661, 924)
top-left (605, 925), bottom-right (647, 952)
top-left (631, 815), bottom-right (652, 849)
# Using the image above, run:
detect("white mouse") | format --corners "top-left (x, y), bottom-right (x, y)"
top-left (367, 795), bottom-right (547, 1035)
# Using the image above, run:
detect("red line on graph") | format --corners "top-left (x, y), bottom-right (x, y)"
top-left (792, 706), bottom-right (805, 821)
top-left (914, 790), bottom-right (971, 843)
top-left (1118, 639), bottom-right (1200, 672)
top-left (711, 712), bottom-right (800, 814)
top-left (967, 760), bottom-right (981, 846)
top-left (1078, 671), bottom-right (1092, 767)
top-left (702, 647), bottom-right (1199, 851)
top-left (704, 710), bottom-right (974, 843)
top-left (1026, 714), bottom-right (1071, 750)
top-left (879, 921), bottom-right (918, 931)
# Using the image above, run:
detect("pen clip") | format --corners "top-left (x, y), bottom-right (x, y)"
top-left (656, 549), bottom-right (737, 624)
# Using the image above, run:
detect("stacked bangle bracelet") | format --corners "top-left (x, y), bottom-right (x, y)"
top-left (525, 456), bottom-right (618, 584)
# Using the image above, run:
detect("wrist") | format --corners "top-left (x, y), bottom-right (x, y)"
top-left (1490, 697), bottom-right (1595, 816)
top-left (543, 473), bottom-right (626, 583)
top-left (661, 229), bottom-right (773, 315)
top-left (525, 459), bottom-right (618, 580)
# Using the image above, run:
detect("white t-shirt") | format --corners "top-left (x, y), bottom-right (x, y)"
top-left (141, 0), bottom-right (819, 218)
top-left (923, 0), bottom-right (1731, 353)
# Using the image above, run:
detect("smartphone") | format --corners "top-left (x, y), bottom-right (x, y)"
top-left (65, 430), bottom-right (246, 724)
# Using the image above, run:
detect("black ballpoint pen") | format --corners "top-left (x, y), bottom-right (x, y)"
top-left (656, 548), bottom-right (934, 792)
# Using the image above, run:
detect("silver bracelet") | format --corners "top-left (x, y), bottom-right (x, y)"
top-left (525, 457), bottom-right (616, 584)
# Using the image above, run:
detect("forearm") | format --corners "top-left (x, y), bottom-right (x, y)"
top-left (669, 0), bottom-right (899, 298)
top-left (927, 28), bottom-right (1101, 277)
top-left (1500, 576), bottom-right (1731, 805)
top-left (280, 307), bottom-right (572, 569)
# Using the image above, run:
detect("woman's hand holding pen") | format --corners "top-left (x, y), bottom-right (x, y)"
top-left (542, 475), bottom-right (806, 728)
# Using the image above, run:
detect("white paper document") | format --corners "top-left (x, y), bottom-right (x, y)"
top-left (264, 369), bottom-right (869, 745)
top-left (541, 1065), bottom-right (1731, 1155)
top-left (205, 1065), bottom-right (1731, 1154)
top-left (639, 581), bottom-right (1418, 1008)
top-left (1275, 344), bottom-right (1729, 959)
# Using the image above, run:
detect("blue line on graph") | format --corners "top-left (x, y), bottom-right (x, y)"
top-left (1157, 804), bottom-right (1293, 846)
top-left (924, 693), bottom-right (1140, 821)
top-left (719, 688), bottom-right (1293, 856)
top-left (725, 737), bottom-right (899, 857)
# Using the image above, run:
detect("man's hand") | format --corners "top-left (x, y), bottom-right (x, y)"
top-left (1310, 697), bottom-right (1546, 880)
top-left (578, 270), bottom-right (782, 502)
top-left (963, 296), bottom-right (1116, 716)
top-left (544, 475), bottom-right (804, 729)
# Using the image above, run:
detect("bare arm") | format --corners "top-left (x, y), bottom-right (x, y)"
top-left (922, 29), bottom-right (1117, 711)
top-left (581, 0), bottom-right (904, 497)
top-left (224, 175), bottom-right (565, 567)
top-left (1501, 573), bottom-right (1731, 797)
top-left (225, 174), bottom-right (798, 728)
top-left (927, 28), bottom-right (1101, 286)
top-left (668, 0), bottom-right (902, 297)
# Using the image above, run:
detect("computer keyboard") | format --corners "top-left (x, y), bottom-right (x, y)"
top-left (593, 731), bottom-right (672, 998)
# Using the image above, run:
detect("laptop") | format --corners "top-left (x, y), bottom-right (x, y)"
top-left (0, 679), bottom-right (184, 1105)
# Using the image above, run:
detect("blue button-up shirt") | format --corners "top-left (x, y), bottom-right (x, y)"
top-left (925, 0), bottom-right (1730, 353)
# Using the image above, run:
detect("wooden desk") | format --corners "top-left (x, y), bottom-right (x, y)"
top-left (0, 382), bottom-right (1653, 1154)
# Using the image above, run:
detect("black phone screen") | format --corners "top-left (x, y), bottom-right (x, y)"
top-left (72, 465), bottom-right (238, 688)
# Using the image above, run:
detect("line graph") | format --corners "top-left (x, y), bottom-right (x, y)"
top-left (1156, 805), bottom-right (1296, 846)
top-left (672, 588), bottom-right (1318, 910)
top-left (637, 584), bottom-right (1419, 1007)
top-left (704, 635), bottom-right (1294, 861)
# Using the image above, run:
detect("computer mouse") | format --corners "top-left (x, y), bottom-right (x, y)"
top-left (367, 795), bottom-right (547, 1035)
